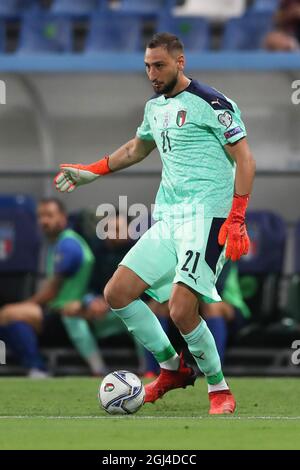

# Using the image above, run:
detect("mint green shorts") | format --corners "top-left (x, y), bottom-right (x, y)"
top-left (120, 217), bottom-right (227, 303)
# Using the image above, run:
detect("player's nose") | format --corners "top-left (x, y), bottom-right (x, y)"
top-left (148, 69), bottom-right (157, 81)
top-left (149, 73), bottom-right (157, 82)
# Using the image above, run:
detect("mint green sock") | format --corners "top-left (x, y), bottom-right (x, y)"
top-left (182, 319), bottom-right (224, 385)
top-left (112, 299), bottom-right (176, 364)
top-left (62, 316), bottom-right (98, 358)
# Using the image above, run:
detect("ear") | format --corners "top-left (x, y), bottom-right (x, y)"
top-left (177, 54), bottom-right (185, 71)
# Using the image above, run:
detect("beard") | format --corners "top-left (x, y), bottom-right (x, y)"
top-left (153, 72), bottom-right (179, 96)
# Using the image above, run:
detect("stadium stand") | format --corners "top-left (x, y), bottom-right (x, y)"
top-left (117, 0), bottom-right (176, 18)
top-left (0, 19), bottom-right (5, 52)
top-left (156, 15), bottom-right (211, 51)
top-left (17, 11), bottom-right (73, 53)
top-left (85, 11), bottom-right (143, 52)
top-left (173, 0), bottom-right (247, 19)
top-left (250, 0), bottom-right (280, 12)
top-left (0, 0), bottom-right (296, 54)
top-left (51, 0), bottom-right (100, 16)
top-left (222, 11), bottom-right (274, 49)
top-left (0, 0), bottom-right (34, 17)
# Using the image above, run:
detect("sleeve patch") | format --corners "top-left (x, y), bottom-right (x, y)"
top-left (218, 111), bottom-right (233, 128)
top-left (224, 126), bottom-right (243, 139)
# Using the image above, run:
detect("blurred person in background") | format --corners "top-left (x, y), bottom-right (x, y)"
top-left (0, 321), bottom-right (46, 378)
top-left (264, 0), bottom-right (300, 51)
top-left (0, 198), bottom-right (99, 376)
top-left (62, 211), bottom-right (170, 376)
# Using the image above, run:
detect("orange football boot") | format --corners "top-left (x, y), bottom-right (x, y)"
top-left (145, 352), bottom-right (196, 403)
top-left (208, 389), bottom-right (236, 415)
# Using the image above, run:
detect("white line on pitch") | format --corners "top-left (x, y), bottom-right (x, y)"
top-left (0, 416), bottom-right (300, 420)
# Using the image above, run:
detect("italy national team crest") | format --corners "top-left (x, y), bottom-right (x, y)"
top-left (176, 110), bottom-right (187, 127)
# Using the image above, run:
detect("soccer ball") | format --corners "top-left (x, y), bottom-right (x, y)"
top-left (98, 370), bottom-right (145, 415)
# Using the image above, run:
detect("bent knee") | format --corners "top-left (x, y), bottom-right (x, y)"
top-left (1, 303), bottom-right (42, 330)
top-left (103, 280), bottom-right (116, 307)
top-left (169, 297), bottom-right (200, 332)
top-left (103, 279), bottom-right (133, 309)
top-left (168, 302), bottom-right (186, 327)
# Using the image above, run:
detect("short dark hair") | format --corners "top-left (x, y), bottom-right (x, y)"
top-left (146, 32), bottom-right (184, 54)
top-left (39, 197), bottom-right (66, 214)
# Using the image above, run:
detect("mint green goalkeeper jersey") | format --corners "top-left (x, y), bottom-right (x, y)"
top-left (136, 79), bottom-right (247, 220)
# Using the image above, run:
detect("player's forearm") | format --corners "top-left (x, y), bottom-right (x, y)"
top-left (108, 139), bottom-right (145, 171)
top-left (28, 279), bottom-right (61, 306)
top-left (225, 139), bottom-right (256, 196)
top-left (29, 289), bottom-right (56, 306)
top-left (55, 137), bottom-right (155, 193)
top-left (234, 151), bottom-right (256, 196)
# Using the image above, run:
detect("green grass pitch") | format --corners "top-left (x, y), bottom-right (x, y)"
top-left (0, 377), bottom-right (299, 450)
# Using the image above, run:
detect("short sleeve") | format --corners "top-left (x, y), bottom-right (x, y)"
top-left (53, 237), bottom-right (83, 277)
top-left (205, 99), bottom-right (247, 146)
top-left (136, 103), bottom-right (154, 141)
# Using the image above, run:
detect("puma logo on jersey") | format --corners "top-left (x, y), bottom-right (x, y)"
top-left (188, 273), bottom-right (200, 284)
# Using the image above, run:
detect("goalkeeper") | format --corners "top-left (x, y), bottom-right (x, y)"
top-left (55, 33), bottom-right (255, 414)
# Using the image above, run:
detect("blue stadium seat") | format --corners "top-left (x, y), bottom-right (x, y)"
top-left (118, 0), bottom-right (175, 17)
top-left (250, 0), bottom-right (280, 12)
top-left (295, 220), bottom-right (300, 274)
top-left (0, 19), bottom-right (5, 52)
top-left (18, 13), bottom-right (73, 53)
top-left (51, 0), bottom-right (100, 16)
top-left (237, 211), bottom-right (286, 323)
top-left (157, 15), bottom-right (210, 51)
top-left (239, 211), bottom-right (286, 275)
top-left (0, 194), bottom-right (39, 273)
top-left (85, 12), bottom-right (143, 52)
top-left (0, 0), bottom-right (33, 17)
top-left (0, 195), bottom-right (40, 304)
top-left (222, 12), bottom-right (274, 50)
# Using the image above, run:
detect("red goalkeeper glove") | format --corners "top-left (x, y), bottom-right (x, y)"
top-left (218, 193), bottom-right (250, 262)
top-left (54, 156), bottom-right (111, 193)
